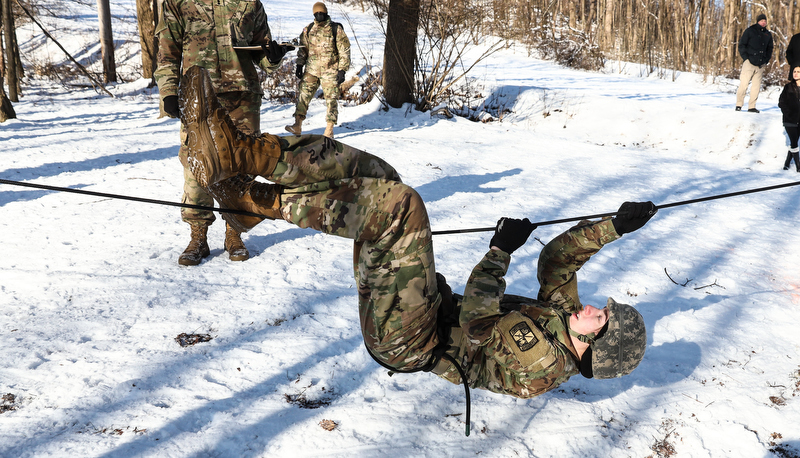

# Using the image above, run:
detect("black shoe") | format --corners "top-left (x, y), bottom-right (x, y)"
top-left (747, 108), bottom-right (759, 113)
top-left (784, 166), bottom-right (790, 170)
top-left (735, 106), bottom-right (742, 111)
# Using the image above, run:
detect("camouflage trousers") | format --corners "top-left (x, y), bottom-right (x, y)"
top-left (293, 73), bottom-right (340, 124)
top-left (179, 91), bottom-right (261, 226)
top-left (265, 135), bottom-right (442, 371)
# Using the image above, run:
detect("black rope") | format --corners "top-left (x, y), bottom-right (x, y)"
top-left (3, 178), bottom-right (800, 235)
top-left (430, 179), bottom-right (800, 235)
top-left (0, 178), bottom-right (270, 219)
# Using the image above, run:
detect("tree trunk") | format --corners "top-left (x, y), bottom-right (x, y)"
top-left (383, 0), bottom-right (421, 108)
top-left (136, 0), bottom-right (157, 79)
top-left (0, 80), bottom-right (14, 122)
top-left (2, 0), bottom-right (18, 102)
top-left (97, 0), bottom-right (117, 83)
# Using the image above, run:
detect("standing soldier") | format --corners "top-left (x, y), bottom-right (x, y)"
top-left (285, 2), bottom-right (351, 139)
top-left (155, 0), bottom-right (288, 266)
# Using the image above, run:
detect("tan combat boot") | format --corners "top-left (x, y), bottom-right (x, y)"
top-left (285, 115), bottom-right (303, 135)
top-left (208, 175), bottom-right (284, 233)
top-left (224, 223), bottom-right (250, 261)
top-left (179, 66), bottom-right (283, 187)
top-left (178, 224), bottom-right (210, 266)
top-left (323, 122), bottom-right (334, 139)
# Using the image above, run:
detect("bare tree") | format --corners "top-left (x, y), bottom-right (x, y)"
top-left (383, 0), bottom-right (420, 108)
top-left (0, 0), bottom-right (14, 120)
top-left (2, 0), bottom-right (19, 102)
top-left (136, 0), bottom-right (157, 81)
top-left (97, 0), bottom-right (117, 83)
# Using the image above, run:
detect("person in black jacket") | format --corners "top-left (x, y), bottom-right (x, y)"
top-left (736, 14), bottom-right (773, 113)
top-left (785, 33), bottom-right (800, 79)
top-left (778, 66), bottom-right (800, 171)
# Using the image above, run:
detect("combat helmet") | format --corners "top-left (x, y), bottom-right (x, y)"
top-left (579, 297), bottom-right (646, 379)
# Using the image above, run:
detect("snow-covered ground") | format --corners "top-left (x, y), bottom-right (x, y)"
top-left (2, 1), bottom-right (800, 457)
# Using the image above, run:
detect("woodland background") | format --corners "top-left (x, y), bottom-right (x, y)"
top-left (3, 0), bottom-right (800, 120)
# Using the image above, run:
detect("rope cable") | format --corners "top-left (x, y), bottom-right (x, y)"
top-left (2, 178), bottom-right (800, 235)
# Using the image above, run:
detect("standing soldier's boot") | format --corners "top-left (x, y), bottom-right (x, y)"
top-left (224, 223), bottom-right (250, 261)
top-left (784, 151), bottom-right (793, 170)
top-left (285, 116), bottom-right (303, 135)
top-left (323, 122), bottom-right (334, 139)
top-left (178, 224), bottom-right (210, 266)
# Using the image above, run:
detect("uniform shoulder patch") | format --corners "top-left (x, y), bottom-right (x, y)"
top-left (509, 321), bottom-right (538, 351)
top-left (497, 311), bottom-right (557, 370)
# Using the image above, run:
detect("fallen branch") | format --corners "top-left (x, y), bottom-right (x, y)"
top-left (665, 268), bottom-right (691, 287)
top-left (694, 280), bottom-right (725, 291)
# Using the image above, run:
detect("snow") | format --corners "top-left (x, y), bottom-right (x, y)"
top-left (2, 1), bottom-right (800, 457)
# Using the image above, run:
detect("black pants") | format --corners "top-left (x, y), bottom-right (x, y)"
top-left (785, 124), bottom-right (800, 149)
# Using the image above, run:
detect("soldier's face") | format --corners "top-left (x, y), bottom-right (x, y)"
top-left (569, 304), bottom-right (609, 336)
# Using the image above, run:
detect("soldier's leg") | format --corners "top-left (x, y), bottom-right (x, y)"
top-left (267, 135), bottom-right (401, 187)
top-left (280, 177), bottom-right (441, 371)
top-left (179, 67), bottom-right (398, 190)
top-left (293, 74), bottom-right (321, 120)
top-left (179, 126), bottom-right (216, 226)
top-left (213, 92), bottom-right (265, 234)
top-left (223, 91), bottom-right (261, 135)
top-left (320, 76), bottom-right (340, 124)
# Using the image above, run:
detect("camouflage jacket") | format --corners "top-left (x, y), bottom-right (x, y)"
top-left (296, 19), bottom-right (351, 78)
top-left (155, 0), bottom-right (279, 98)
top-left (432, 218), bottom-right (620, 398)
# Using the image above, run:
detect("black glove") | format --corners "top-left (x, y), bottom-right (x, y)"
top-left (295, 64), bottom-right (304, 79)
top-left (336, 69), bottom-right (345, 86)
top-left (263, 40), bottom-right (288, 64)
top-left (163, 95), bottom-right (179, 118)
top-left (611, 201), bottom-right (657, 235)
top-left (490, 217), bottom-right (536, 255)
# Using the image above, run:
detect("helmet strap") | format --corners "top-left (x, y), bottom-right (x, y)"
top-left (568, 328), bottom-right (596, 345)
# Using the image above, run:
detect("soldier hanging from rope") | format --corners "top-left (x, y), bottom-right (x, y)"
top-left (177, 66), bottom-right (652, 434)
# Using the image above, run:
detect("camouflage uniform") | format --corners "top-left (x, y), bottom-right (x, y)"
top-left (246, 135), bottom-right (621, 385)
top-left (178, 64), bottom-right (628, 391)
top-left (294, 19), bottom-right (351, 124)
top-left (430, 218), bottom-right (621, 398)
top-left (155, 0), bottom-right (279, 225)
top-left (260, 135), bottom-right (441, 371)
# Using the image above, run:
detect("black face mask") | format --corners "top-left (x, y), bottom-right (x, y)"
top-left (314, 12), bottom-right (328, 22)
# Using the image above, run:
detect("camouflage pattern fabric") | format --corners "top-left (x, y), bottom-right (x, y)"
top-left (270, 134), bottom-right (400, 185)
top-left (296, 19), bottom-right (351, 77)
top-left (590, 297), bottom-right (647, 379)
top-left (537, 218), bottom-right (620, 312)
top-left (260, 139), bottom-right (438, 371)
top-left (155, 0), bottom-right (277, 226)
top-left (294, 74), bottom-right (341, 123)
top-left (432, 218), bottom-right (622, 398)
top-left (293, 19), bottom-right (351, 123)
top-left (155, 0), bottom-right (278, 98)
top-left (179, 91), bottom-right (260, 224)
